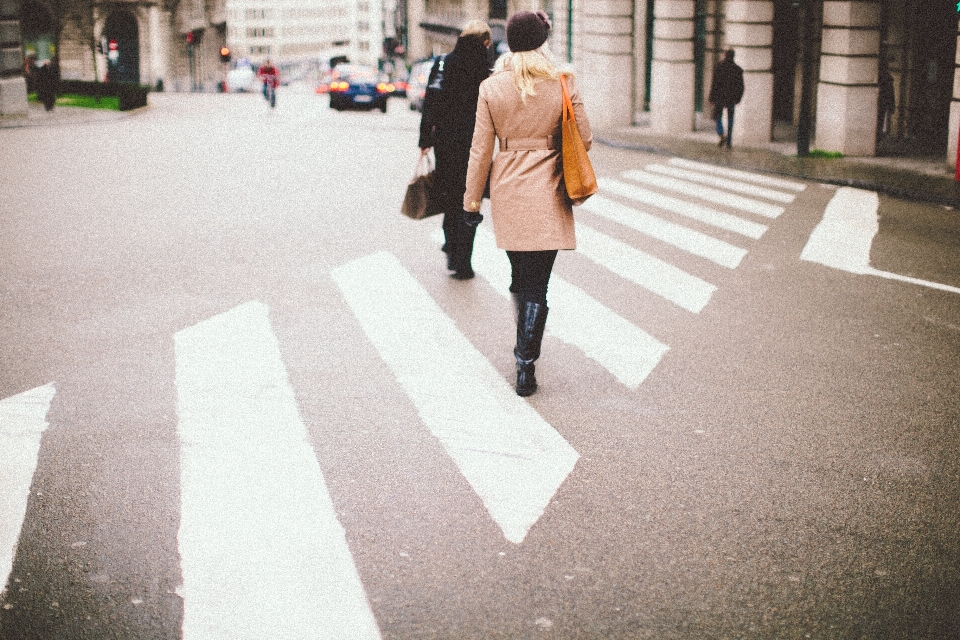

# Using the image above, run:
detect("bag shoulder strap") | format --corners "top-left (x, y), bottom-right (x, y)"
top-left (559, 75), bottom-right (575, 124)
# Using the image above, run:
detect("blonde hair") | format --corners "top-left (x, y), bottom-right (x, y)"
top-left (495, 43), bottom-right (573, 101)
top-left (460, 19), bottom-right (491, 41)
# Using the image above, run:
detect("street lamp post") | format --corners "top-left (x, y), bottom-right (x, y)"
top-left (796, 0), bottom-right (816, 157)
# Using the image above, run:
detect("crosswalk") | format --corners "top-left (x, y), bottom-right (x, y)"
top-left (1, 157), bottom-right (808, 637)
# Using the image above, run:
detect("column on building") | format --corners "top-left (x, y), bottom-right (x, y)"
top-left (149, 6), bottom-right (171, 89)
top-left (723, 0), bottom-right (773, 147)
top-left (0, 0), bottom-right (28, 115)
top-left (578, 1), bottom-right (633, 131)
top-left (814, 0), bottom-right (881, 156)
top-left (946, 17), bottom-right (960, 169)
top-left (650, 0), bottom-right (696, 134)
top-left (631, 0), bottom-right (649, 119)
top-left (546, 0), bottom-right (573, 63)
top-left (702, 0), bottom-right (723, 109)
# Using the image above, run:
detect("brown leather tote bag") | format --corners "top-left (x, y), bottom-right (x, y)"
top-left (560, 74), bottom-right (597, 205)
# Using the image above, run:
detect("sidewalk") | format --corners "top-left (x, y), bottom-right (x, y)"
top-left (596, 122), bottom-right (960, 208)
top-left (0, 100), bottom-right (133, 129)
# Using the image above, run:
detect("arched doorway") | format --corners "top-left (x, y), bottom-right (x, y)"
top-left (104, 10), bottom-right (140, 84)
top-left (883, 1), bottom-right (958, 157)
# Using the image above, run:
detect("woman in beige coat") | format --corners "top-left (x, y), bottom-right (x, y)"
top-left (462, 10), bottom-right (592, 397)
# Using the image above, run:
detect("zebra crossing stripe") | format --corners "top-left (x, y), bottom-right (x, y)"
top-left (621, 169), bottom-right (785, 219)
top-left (332, 251), bottom-right (579, 544)
top-left (801, 187), bottom-right (960, 295)
top-left (576, 225), bottom-right (716, 313)
top-left (0, 383), bottom-right (56, 595)
top-left (464, 228), bottom-right (669, 389)
top-left (579, 194), bottom-right (748, 268)
top-left (669, 158), bottom-right (807, 192)
top-left (598, 177), bottom-right (767, 239)
top-left (645, 163), bottom-right (796, 203)
top-left (174, 301), bottom-right (381, 640)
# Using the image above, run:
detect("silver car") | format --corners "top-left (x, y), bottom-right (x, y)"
top-left (406, 58), bottom-right (437, 112)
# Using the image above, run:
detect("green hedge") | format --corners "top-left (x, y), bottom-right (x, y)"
top-left (57, 80), bottom-right (150, 111)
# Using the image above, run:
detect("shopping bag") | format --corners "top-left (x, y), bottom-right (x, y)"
top-left (560, 75), bottom-right (597, 205)
top-left (401, 153), bottom-right (441, 219)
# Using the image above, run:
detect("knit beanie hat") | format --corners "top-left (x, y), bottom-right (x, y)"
top-left (506, 10), bottom-right (551, 53)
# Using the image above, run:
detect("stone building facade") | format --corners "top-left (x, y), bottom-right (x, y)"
top-left (21, 0), bottom-right (397, 94)
top-left (407, 0), bottom-right (960, 166)
top-left (16, 0), bottom-right (228, 92)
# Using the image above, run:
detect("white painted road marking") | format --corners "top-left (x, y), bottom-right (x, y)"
top-left (332, 251), bottom-right (579, 544)
top-left (801, 187), bottom-right (960, 295)
top-left (0, 384), bottom-right (56, 595)
top-left (622, 169), bottom-right (786, 219)
top-left (174, 301), bottom-right (381, 640)
top-left (580, 194), bottom-right (748, 268)
top-left (669, 157), bottom-right (808, 192)
top-left (598, 177), bottom-right (768, 239)
top-left (576, 224), bottom-right (717, 313)
top-left (462, 228), bottom-right (670, 389)
top-left (645, 163), bottom-right (797, 203)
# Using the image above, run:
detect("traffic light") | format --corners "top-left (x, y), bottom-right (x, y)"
top-left (220, 47), bottom-right (231, 63)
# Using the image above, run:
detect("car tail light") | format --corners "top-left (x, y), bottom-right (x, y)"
top-left (377, 82), bottom-right (395, 94)
top-left (330, 81), bottom-right (349, 92)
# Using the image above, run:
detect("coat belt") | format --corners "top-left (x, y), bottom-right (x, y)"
top-left (499, 136), bottom-right (559, 152)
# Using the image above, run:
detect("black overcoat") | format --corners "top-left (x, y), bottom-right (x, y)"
top-left (418, 36), bottom-right (491, 216)
top-left (708, 59), bottom-right (744, 108)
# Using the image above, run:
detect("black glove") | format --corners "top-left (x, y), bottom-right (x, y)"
top-left (463, 209), bottom-right (483, 228)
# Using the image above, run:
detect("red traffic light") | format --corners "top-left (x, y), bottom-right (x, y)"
top-left (186, 32), bottom-right (194, 44)
top-left (108, 39), bottom-right (118, 51)
top-left (220, 46), bottom-right (231, 62)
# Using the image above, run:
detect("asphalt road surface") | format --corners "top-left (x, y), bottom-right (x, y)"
top-left (2, 86), bottom-right (959, 639)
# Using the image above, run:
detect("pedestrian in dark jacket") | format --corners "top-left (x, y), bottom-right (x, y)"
top-left (708, 49), bottom-right (744, 148)
top-left (35, 60), bottom-right (57, 112)
top-left (418, 20), bottom-right (492, 280)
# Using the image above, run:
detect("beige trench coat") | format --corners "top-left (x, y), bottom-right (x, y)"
top-left (463, 69), bottom-right (592, 251)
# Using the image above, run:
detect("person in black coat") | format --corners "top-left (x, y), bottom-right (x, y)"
top-left (35, 60), bottom-right (58, 112)
top-left (418, 20), bottom-right (492, 280)
top-left (708, 49), bottom-right (744, 149)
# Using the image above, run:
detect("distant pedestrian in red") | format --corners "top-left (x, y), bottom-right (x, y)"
top-left (258, 60), bottom-right (280, 107)
top-left (708, 49), bottom-right (744, 149)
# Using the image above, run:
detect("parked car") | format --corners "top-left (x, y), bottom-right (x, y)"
top-left (315, 68), bottom-right (333, 94)
top-left (406, 57), bottom-right (437, 112)
top-left (327, 64), bottom-right (393, 112)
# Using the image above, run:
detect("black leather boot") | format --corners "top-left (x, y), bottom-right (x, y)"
top-left (442, 242), bottom-right (454, 271)
top-left (514, 301), bottom-right (548, 397)
top-left (449, 227), bottom-right (477, 280)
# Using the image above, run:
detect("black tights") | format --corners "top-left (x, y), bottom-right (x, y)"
top-left (507, 250), bottom-right (558, 306)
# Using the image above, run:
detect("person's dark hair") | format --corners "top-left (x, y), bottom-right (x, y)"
top-left (451, 25), bottom-right (492, 83)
